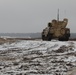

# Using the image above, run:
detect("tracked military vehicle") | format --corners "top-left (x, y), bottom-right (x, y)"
top-left (42, 10), bottom-right (70, 41)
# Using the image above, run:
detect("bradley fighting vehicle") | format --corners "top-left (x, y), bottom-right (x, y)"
top-left (42, 10), bottom-right (70, 41)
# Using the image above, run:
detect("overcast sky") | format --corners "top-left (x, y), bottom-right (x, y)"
top-left (0, 0), bottom-right (76, 33)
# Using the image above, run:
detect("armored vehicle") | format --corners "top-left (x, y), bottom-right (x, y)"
top-left (42, 10), bottom-right (70, 41)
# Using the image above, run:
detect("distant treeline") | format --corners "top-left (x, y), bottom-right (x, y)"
top-left (70, 33), bottom-right (76, 39)
top-left (0, 33), bottom-right (75, 39)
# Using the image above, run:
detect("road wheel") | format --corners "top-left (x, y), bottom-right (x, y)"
top-left (42, 35), bottom-right (47, 41)
top-left (47, 33), bottom-right (52, 41)
top-left (58, 37), bottom-right (69, 41)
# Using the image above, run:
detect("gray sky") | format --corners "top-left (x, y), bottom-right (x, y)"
top-left (0, 0), bottom-right (76, 33)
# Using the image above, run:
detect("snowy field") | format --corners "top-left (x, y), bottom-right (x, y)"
top-left (0, 40), bottom-right (76, 75)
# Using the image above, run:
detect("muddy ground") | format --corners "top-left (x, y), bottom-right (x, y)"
top-left (0, 38), bottom-right (76, 75)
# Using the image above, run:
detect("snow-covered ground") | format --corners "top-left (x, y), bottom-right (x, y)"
top-left (0, 40), bottom-right (76, 75)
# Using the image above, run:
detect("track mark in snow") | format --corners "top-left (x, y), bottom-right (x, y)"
top-left (0, 40), bottom-right (76, 75)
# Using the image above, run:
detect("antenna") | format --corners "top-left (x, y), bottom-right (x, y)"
top-left (57, 9), bottom-right (59, 21)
